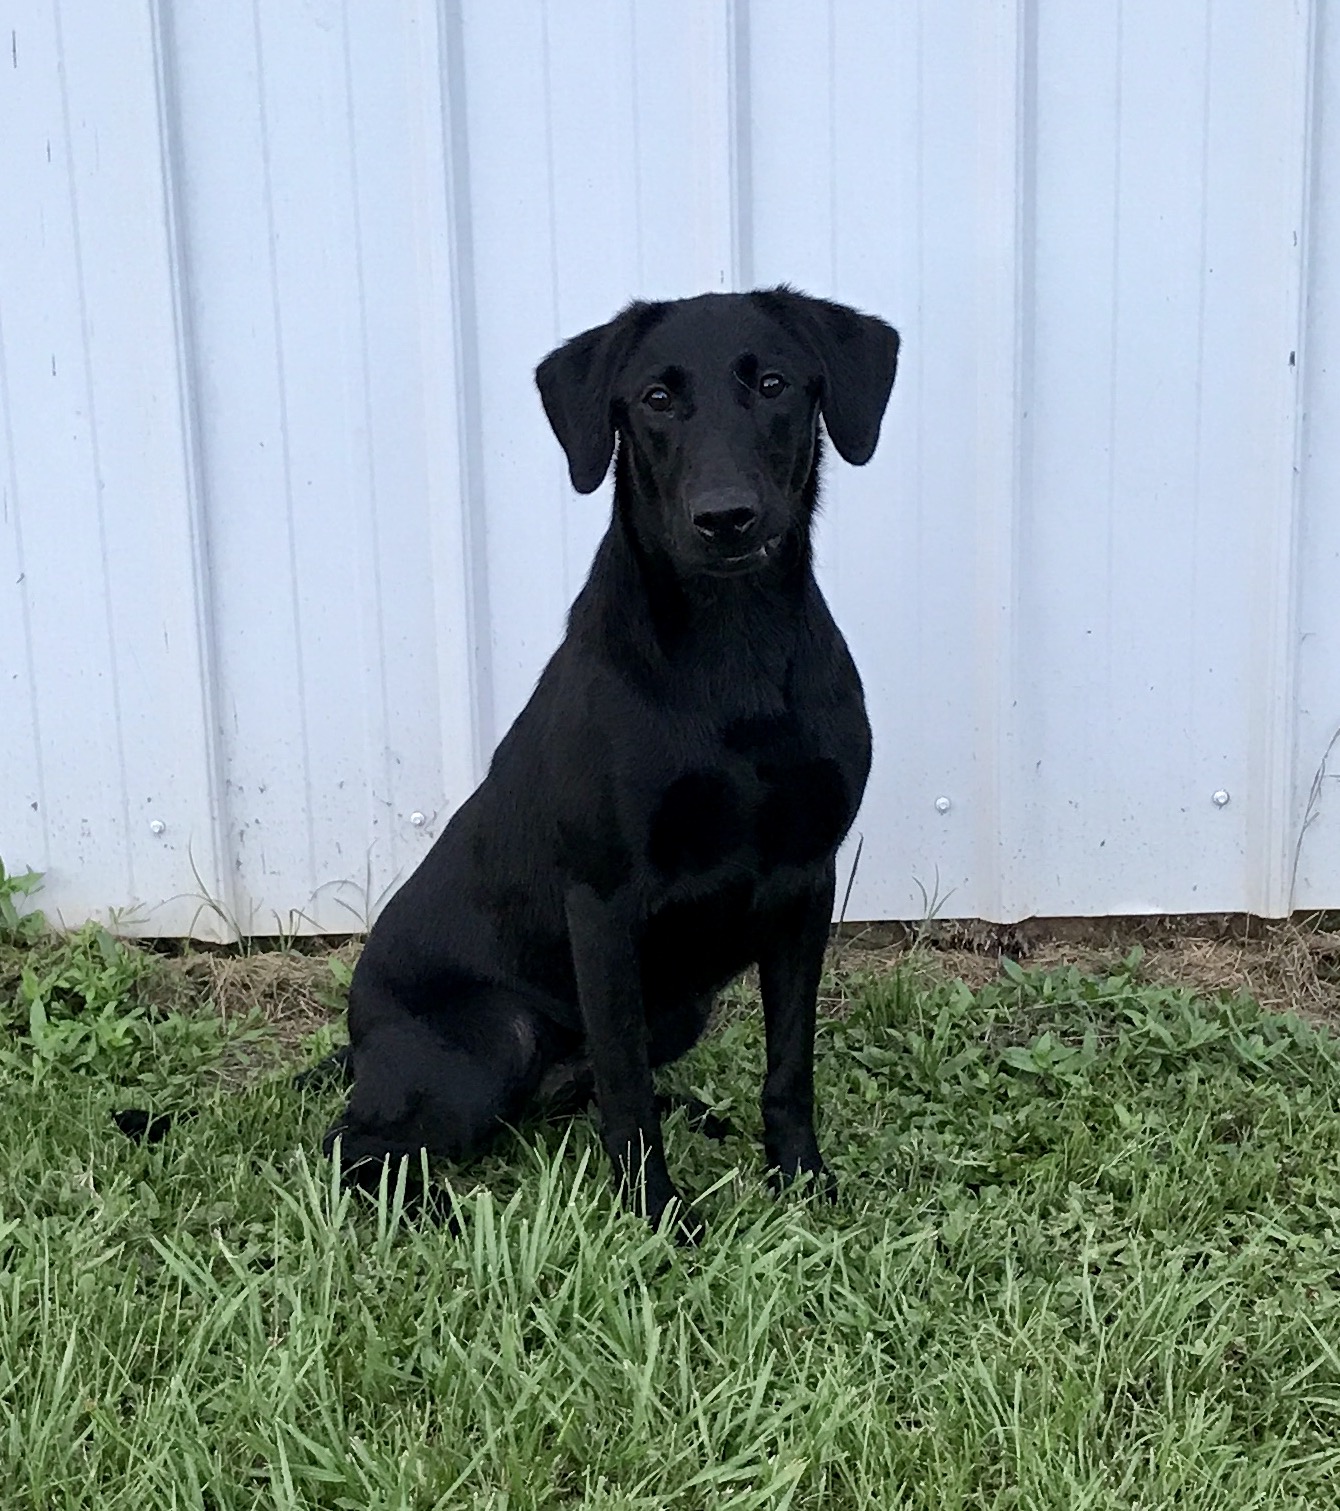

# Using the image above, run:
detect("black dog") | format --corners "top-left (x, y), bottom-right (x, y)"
top-left (322, 288), bottom-right (898, 1233)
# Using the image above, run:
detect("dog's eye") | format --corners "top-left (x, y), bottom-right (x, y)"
top-left (758, 372), bottom-right (788, 398)
top-left (643, 385), bottom-right (673, 413)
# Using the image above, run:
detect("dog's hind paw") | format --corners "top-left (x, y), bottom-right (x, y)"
top-left (293, 1043), bottom-right (353, 1091)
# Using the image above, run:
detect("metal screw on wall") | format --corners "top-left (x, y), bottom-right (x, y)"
top-left (149, 819), bottom-right (166, 835)
top-left (1212, 790), bottom-right (1230, 808)
top-left (934, 797), bottom-right (952, 815)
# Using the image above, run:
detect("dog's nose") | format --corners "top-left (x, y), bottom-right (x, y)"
top-left (691, 491), bottom-right (760, 546)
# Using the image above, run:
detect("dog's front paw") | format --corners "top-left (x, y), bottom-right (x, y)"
top-left (620, 1171), bottom-right (705, 1244)
top-left (766, 1148), bottom-right (838, 1203)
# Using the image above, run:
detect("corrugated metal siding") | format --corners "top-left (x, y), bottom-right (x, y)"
top-left (2, 0), bottom-right (1337, 937)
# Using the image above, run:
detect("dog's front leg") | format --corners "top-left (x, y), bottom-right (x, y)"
top-left (758, 867), bottom-right (837, 1197)
top-left (565, 885), bottom-right (691, 1234)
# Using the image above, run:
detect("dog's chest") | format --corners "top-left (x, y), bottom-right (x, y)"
top-left (644, 710), bottom-right (860, 879)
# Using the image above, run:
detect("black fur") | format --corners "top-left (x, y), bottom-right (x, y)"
top-left (324, 288), bottom-right (899, 1234)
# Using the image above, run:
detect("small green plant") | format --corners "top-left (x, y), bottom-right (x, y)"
top-left (0, 857), bottom-right (45, 946)
top-left (0, 868), bottom-right (263, 1094)
top-left (0, 921), bottom-right (228, 1091)
top-left (315, 953), bottom-right (353, 1014)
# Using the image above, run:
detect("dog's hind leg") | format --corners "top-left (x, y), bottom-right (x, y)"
top-left (323, 989), bottom-right (565, 1199)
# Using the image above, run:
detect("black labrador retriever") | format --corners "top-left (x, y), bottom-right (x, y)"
top-left (321, 288), bottom-right (899, 1233)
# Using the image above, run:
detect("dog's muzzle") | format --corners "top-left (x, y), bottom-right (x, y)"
top-left (688, 488), bottom-right (780, 575)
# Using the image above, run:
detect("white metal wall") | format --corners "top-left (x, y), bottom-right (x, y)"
top-left (2, 0), bottom-right (1338, 937)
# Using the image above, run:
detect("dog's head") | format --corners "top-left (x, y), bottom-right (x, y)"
top-left (536, 289), bottom-right (899, 579)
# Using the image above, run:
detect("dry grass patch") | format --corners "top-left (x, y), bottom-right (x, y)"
top-left (828, 913), bottom-right (1340, 1029)
top-left (146, 940), bottom-right (361, 1054)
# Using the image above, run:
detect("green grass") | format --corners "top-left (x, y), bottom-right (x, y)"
top-left (2, 907), bottom-right (1340, 1507)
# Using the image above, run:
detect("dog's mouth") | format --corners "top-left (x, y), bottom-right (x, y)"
top-left (701, 533), bottom-right (785, 578)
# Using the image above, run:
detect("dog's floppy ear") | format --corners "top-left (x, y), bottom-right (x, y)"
top-left (759, 289), bottom-right (900, 466)
top-left (535, 302), bottom-right (663, 494)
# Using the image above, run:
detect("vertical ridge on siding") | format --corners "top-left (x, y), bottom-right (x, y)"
top-left (250, 0), bottom-right (320, 903)
top-left (688, 0), bottom-right (742, 292)
top-left (411, 1), bottom-right (488, 816)
top-left (728, 0), bottom-right (753, 290)
top-left (1258, 0), bottom-right (1317, 915)
top-left (1183, 1), bottom-right (1214, 911)
top-left (146, 0), bottom-right (235, 937)
top-left (1294, 0), bottom-right (1340, 910)
top-left (338, 1), bottom-right (398, 888)
top-left (428, 0), bottom-right (494, 790)
top-left (51, 0), bottom-right (136, 901)
top-left (972, 0), bottom-right (1029, 922)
